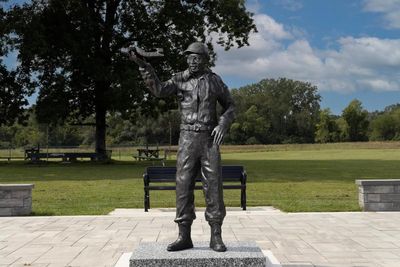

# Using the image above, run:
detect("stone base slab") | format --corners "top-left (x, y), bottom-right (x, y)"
top-left (130, 241), bottom-right (267, 267)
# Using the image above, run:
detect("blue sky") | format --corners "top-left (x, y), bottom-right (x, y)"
top-left (214, 0), bottom-right (400, 114)
top-left (2, 0), bottom-right (400, 114)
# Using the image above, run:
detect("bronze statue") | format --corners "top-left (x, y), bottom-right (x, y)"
top-left (129, 42), bottom-right (235, 252)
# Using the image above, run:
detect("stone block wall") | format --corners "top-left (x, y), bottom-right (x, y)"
top-left (356, 179), bottom-right (400, 211)
top-left (0, 184), bottom-right (34, 216)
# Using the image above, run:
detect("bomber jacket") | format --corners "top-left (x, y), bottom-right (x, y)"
top-left (139, 64), bottom-right (235, 132)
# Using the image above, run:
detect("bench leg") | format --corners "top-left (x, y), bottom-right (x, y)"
top-left (241, 188), bottom-right (246, 211)
top-left (144, 189), bottom-right (150, 212)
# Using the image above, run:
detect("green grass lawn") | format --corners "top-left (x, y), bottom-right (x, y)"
top-left (1, 143), bottom-right (400, 215)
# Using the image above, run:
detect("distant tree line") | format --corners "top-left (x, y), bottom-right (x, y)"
top-left (228, 79), bottom-right (400, 144)
top-left (0, 107), bottom-right (181, 148)
top-left (315, 102), bottom-right (400, 143)
top-left (1, 77), bottom-right (400, 148)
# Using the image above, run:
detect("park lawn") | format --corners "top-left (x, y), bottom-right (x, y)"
top-left (1, 145), bottom-right (400, 215)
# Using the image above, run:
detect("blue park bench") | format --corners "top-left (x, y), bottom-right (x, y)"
top-left (143, 165), bottom-right (247, 212)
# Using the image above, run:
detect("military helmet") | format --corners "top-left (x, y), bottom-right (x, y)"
top-left (184, 42), bottom-right (209, 57)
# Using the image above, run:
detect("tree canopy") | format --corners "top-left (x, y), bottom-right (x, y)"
top-left (0, 4), bottom-right (31, 126)
top-left (5, 0), bottom-right (256, 156)
top-left (315, 108), bottom-right (340, 143)
top-left (342, 99), bottom-right (369, 141)
top-left (229, 78), bottom-right (321, 144)
top-left (370, 107), bottom-right (400, 141)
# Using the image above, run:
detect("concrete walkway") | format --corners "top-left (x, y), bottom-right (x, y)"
top-left (1, 207), bottom-right (400, 267)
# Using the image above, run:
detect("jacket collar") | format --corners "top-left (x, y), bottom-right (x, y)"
top-left (183, 68), bottom-right (212, 81)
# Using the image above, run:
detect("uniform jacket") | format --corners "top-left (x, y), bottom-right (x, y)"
top-left (139, 64), bottom-right (235, 131)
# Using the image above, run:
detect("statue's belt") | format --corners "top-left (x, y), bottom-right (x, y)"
top-left (180, 124), bottom-right (214, 132)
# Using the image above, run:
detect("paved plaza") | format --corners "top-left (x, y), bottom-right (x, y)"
top-left (1, 207), bottom-right (400, 267)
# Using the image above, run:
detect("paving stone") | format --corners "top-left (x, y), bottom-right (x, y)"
top-left (34, 246), bottom-right (86, 265)
top-left (10, 263), bottom-right (50, 267)
top-left (8, 245), bottom-right (52, 264)
top-left (0, 256), bottom-right (20, 265)
top-left (1, 209), bottom-right (400, 266)
top-left (69, 246), bottom-right (116, 266)
top-left (280, 262), bottom-right (314, 267)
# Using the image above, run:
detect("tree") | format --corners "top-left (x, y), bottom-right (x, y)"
top-left (227, 105), bottom-right (269, 144)
top-left (0, 66), bottom-right (28, 125)
top-left (315, 108), bottom-right (340, 143)
top-left (342, 99), bottom-right (369, 141)
top-left (1, 108), bottom-right (44, 147)
top-left (231, 78), bottom-right (321, 144)
top-left (7, 0), bottom-right (256, 157)
top-left (335, 117), bottom-right (349, 141)
top-left (369, 113), bottom-right (397, 141)
top-left (369, 106), bottom-right (400, 141)
top-left (106, 108), bottom-right (180, 146)
top-left (0, 5), bottom-right (32, 126)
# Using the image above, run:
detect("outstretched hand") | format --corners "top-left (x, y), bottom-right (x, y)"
top-left (121, 48), bottom-right (147, 68)
top-left (211, 125), bottom-right (226, 146)
top-left (128, 51), bottom-right (147, 68)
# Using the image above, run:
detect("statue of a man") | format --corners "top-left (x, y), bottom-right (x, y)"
top-left (129, 42), bottom-right (235, 252)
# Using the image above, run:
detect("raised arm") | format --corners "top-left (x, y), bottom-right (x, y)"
top-left (129, 52), bottom-right (177, 98)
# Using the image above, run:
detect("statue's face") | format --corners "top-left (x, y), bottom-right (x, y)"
top-left (187, 53), bottom-right (207, 74)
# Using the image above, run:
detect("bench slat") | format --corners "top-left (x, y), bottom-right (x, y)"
top-left (146, 178), bottom-right (244, 183)
top-left (146, 166), bottom-right (245, 181)
top-left (145, 185), bottom-right (245, 190)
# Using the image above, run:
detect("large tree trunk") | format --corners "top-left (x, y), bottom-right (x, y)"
top-left (94, 75), bottom-right (110, 160)
top-left (95, 103), bottom-right (107, 159)
top-left (92, 0), bottom-right (120, 160)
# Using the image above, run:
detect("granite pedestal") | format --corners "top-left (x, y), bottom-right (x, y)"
top-left (130, 241), bottom-right (267, 267)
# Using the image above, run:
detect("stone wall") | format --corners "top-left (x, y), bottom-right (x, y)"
top-left (0, 184), bottom-right (34, 216)
top-left (356, 179), bottom-right (400, 211)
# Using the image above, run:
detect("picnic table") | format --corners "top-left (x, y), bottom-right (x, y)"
top-left (137, 148), bottom-right (160, 159)
top-left (133, 146), bottom-right (165, 166)
top-left (24, 147), bottom-right (40, 160)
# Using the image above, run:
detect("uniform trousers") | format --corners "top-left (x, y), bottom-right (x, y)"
top-left (174, 130), bottom-right (226, 225)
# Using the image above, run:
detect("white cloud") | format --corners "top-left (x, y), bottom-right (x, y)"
top-left (254, 14), bottom-right (293, 40)
top-left (278, 0), bottom-right (303, 11)
top-left (246, 0), bottom-right (262, 13)
top-left (359, 79), bottom-right (399, 91)
top-left (336, 37), bottom-right (400, 68)
top-left (212, 14), bottom-right (290, 62)
top-left (363, 0), bottom-right (400, 29)
top-left (213, 14), bottom-right (400, 93)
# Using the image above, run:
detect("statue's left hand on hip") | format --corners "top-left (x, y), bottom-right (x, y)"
top-left (211, 125), bottom-right (226, 146)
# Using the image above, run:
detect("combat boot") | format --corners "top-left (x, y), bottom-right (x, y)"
top-left (209, 223), bottom-right (226, 252)
top-left (167, 222), bottom-right (193, 251)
